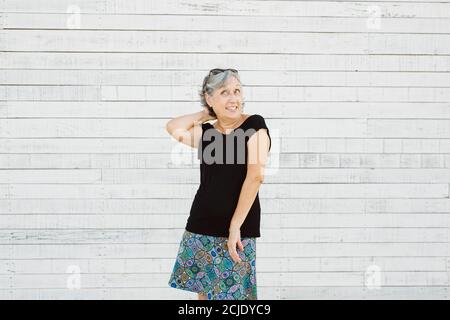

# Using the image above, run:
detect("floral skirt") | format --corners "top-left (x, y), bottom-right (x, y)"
top-left (168, 229), bottom-right (257, 300)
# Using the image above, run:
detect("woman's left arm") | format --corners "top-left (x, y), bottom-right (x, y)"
top-left (227, 128), bottom-right (271, 263)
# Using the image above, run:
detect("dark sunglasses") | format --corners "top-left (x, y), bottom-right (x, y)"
top-left (208, 68), bottom-right (238, 76)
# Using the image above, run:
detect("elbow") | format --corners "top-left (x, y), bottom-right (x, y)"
top-left (249, 175), bottom-right (264, 184)
top-left (165, 121), bottom-right (173, 134)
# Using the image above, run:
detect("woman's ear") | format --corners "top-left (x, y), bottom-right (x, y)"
top-left (205, 93), bottom-right (212, 108)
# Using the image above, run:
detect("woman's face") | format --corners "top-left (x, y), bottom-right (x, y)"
top-left (206, 76), bottom-right (243, 120)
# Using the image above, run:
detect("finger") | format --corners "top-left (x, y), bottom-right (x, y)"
top-left (234, 252), bottom-right (242, 263)
top-left (238, 239), bottom-right (244, 252)
top-left (229, 248), bottom-right (237, 262)
top-left (229, 247), bottom-right (241, 263)
top-left (232, 254), bottom-right (241, 263)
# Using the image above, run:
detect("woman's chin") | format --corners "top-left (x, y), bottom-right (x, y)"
top-left (225, 109), bottom-right (241, 116)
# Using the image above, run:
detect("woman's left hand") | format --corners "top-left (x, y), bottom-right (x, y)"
top-left (227, 228), bottom-right (244, 263)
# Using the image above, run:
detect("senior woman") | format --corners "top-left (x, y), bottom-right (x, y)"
top-left (165, 68), bottom-right (271, 300)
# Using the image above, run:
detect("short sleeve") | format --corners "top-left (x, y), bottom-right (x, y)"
top-left (247, 114), bottom-right (271, 152)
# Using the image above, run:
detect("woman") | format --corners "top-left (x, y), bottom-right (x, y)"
top-left (165, 68), bottom-right (271, 300)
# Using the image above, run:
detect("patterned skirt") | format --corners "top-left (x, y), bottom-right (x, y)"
top-left (168, 229), bottom-right (258, 300)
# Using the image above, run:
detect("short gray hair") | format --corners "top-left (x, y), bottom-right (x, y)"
top-left (199, 69), bottom-right (244, 118)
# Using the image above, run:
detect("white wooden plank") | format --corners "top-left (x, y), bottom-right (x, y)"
top-left (100, 168), bottom-right (450, 183)
top-left (1, 197), bottom-right (450, 214)
top-left (0, 286), bottom-right (447, 300)
top-left (0, 272), bottom-right (436, 291)
top-left (4, 85), bottom-right (450, 103)
top-left (3, 101), bottom-right (450, 119)
top-left (2, 0), bottom-right (450, 18)
top-left (3, 31), bottom-right (450, 54)
top-left (0, 183), bottom-right (446, 199)
top-left (284, 138), bottom-right (450, 154)
top-left (3, 118), bottom-right (450, 138)
top-left (0, 153), bottom-right (447, 169)
top-left (0, 256), bottom-right (446, 274)
top-left (0, 228), bottom-right (448, 244)
top-left (4, 13), bottom-right (450, 34)
top-left (3, 197), bottom-right (450, 214)
top-left (5, 70), bottom-right (450, 87)
top-left (0, 287), bottom-right (200, 300)
top-left (2, 138), bottom-right (450, 154)
top-left (1, 242), bottom-right (449, 259)
top-left (0, 186), bottom-right (8, 199)
top-left (2, 53), bottom-right (449, 72)
top-left (0, 272), bottom-right (370, 288)
top-left (0, 213), bottom-right (449, 228)
top-left (0, 169), bottom-right (101, 183)
top-left (277, 286), bottom-right (449, 300)
top-left (0, 138), bottom-right (171, 153)
top-left (0, 151), bottom-right (240, 169)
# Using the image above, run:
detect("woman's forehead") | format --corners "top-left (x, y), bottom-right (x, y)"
top-left (220, 78), bottom-right (242, 89)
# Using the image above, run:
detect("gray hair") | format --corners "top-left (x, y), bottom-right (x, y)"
top-left (199, 69), bottom-right (244, 118)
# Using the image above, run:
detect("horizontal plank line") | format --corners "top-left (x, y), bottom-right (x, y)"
top-left (2, 51), bottom-right (450, 56)
top-left (0, 154), bottom-right (444, 156)
top-left (2, 227), bottom-right (450, 230)
top-left (3, 169), bottom-right (447, 172)
top-left (3, 8), bottom-right (450, 15)
top-left (1, 255), bottom-right (449, 261)
top-left (4, 168), bottom-right (450, 171)
top-left (0, 255), bottom-right (448, 259)
top-left (1, 242), bottom-right (450, 245)
top-left (185, 0), bottom-right (450, 2)
top-left (0, 193), bottom-right (449, 197)
top-left (0, 271), bottom-right (445, 276)
top-left (4, 69), bottom-right (450, 73)
top-left (4, 84), bottom-right (450, 88)
top-left (4, 117), bottom-right (450, 120)
top-left (231, 0), bottom-right (450, 2)
top-left (3, 52), bottom-right (450, 57)
top-left (3, 101), bottom-right (450, 104)
top-left (3, 100), bottom-right (450, 103)
top-left (1, 195), bottom-right (450, 199)
top-left (1, 196), bottom-right (449, 199)
top-left (0, 67), bottom-right (450, 74)
top-left (2, 136), bottom-right (450, 139)
top-left (2, 137), bottom-right (450, 140)
top-left (1, 226), bottom-right (450, 229)
top-left (1, 182), bottom-right (450, 185)
top-left (0, 285), bottom-right (448, 290)
top-left (0, 210), bottom-right (449, 214)
top-left (3, 12), bottom-right (450, 18)
top-left (0, 152), bottom-right (449, 154)
top-left (2, 135), bottom-right (450, 138)
top-left (0, 100), bottom-right (447, 103)
top-left (0, 180), bottom-right (450, 182)
top-left (4, 28), bottom-right (450, 35)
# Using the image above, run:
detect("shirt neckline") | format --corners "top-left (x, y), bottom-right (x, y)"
top-left (210, 114), bottom-right (255, 135)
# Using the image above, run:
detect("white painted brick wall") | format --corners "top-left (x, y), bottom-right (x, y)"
top-left (0, 0), bottom-right (449, 299)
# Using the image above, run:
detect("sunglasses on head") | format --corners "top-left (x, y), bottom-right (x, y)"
top-left (208, 68), bottom-right (238, 76)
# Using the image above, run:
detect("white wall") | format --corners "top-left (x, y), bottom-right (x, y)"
top-left (1, 0), bottom-right (450, 299)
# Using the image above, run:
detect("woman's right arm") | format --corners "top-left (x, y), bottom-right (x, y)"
top-left (165, 108), bottom-right (215, 149)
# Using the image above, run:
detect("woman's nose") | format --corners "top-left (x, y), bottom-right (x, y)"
top-left (228, 93), bottom-right (240, 101)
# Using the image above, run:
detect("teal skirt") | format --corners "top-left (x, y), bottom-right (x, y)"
top-left (168, 229), bottom-right (258, 300)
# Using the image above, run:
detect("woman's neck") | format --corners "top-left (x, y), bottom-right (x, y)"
top-left (215, 114), bottom-right (247, 131)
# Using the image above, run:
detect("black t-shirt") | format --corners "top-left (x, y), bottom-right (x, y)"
top-left (185, 114), bottom-right (271, 238)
